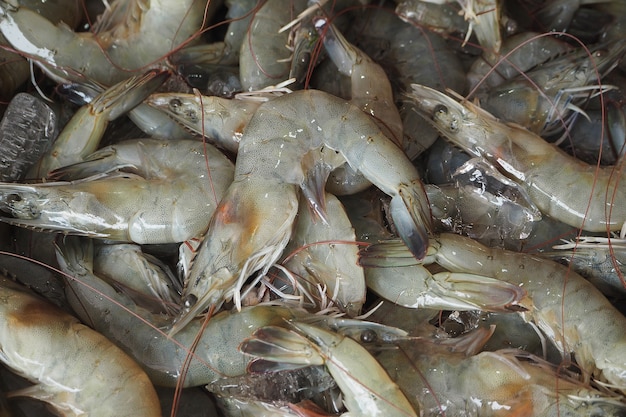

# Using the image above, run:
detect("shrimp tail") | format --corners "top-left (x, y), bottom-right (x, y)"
top-left (358, 239), bottom-right (419, 268)
top-left (241, 326), bottom-right (325, 373)
top-left (390, 181), bottom-right (433, 261)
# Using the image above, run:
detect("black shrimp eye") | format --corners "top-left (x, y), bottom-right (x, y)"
top-left (434, 104), bottom-right (448, 116)
top-left (170, 98), bottom-right (182, 110)
top-left (360, 329), bottom-right (378, 343)
top-left (183, 294), bottom-right (197, 309)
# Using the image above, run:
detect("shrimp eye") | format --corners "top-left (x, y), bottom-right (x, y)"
top-left (170, 98), bottom-right (182, 110)
top-left (434, 104), bottom-right (448, 116)
top-left (360, 329), bottom-right (378, 343)
top-left (183, 294), bottom-right (198, 309)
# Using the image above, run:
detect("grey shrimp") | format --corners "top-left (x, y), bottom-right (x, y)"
top-left (169, 89), bottom-right (433, 335)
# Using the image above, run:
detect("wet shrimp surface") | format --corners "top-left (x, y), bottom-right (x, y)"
top-left (1, 0), bottom-right (626, 416)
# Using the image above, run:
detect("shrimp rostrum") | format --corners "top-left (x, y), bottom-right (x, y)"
top-left (408, 83), bottom-right (626, 233)
top-left (169, 89), bottom-right (433, 335)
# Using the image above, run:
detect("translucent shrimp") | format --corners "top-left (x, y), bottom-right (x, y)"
top-left (0, 0), bottom-right (219, 85)
top-left (361, 232), bottom-right (626, 393)
top-left (407, 0), bottom-right (503, 51)
top-left (408, 83), bottom-right (626, 232)
top-left (0, 274), bottom-right (161, 417)
top-left (376, 327), bottom-right (626, 417)
top-left (476, 39), bottom-right (626, 136)
top-left (240, 322), bottom-right (419, 417)
top-left (466, 31), bottom-right (572, 93)
top-left (0, 139), bottom-right (234, 244)
top-left (352, 6), bottom-right (466, 160)
top-left (169, 89), bottom-right (433, 335)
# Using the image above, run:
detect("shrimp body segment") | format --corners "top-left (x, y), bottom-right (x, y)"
top-left (171, 89), bottom-right (433, 334)
top-left (408, 83), bottom-right (626, 232)
top-left (0, 276), bottom-right (161, 417)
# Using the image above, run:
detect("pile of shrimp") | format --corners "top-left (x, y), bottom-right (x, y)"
top-left (0, 0), bottom-right (626, 416)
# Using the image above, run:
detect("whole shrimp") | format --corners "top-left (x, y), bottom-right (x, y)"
top-left (466, 31), bottom-right (572, 93)
top-left (408, 83), bottom-right (626, 232)
top-left (169, 89), bottom-right (433, 335)
top-left (0, 139), bottom-right (234, 244)
top-left (376, 324), bottom-right (626, 417)
top-left (361, 232), bottom-right (626, 393)
top-left (401, 0), bottom-right (503, 52)
top-left (545, 236), bottom-right (626, 298)
top-left (0, 0), bottom-right (219, 85)
top-left (240, 322), bottom-right (419, 417)
top-left (0, 274), bottom-right (161, 416)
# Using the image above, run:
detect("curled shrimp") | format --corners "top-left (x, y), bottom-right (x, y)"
top-left (0, 274), bottom-right (161, 416)
top-left (169, 89), bottom-right (433, 335)
top-left (408, 83), bottom-right (626, 233)
top-left (0, 0), bottom-right (218, 85)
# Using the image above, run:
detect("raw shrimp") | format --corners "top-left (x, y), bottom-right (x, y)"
top-left (54, 235), bottom-right (309, 388)
top-left (343, 191), bottom-right (526, 312)
top-left (0, 139), bottom-right (234, 244)
top-left (378, 328), bottom-right (626, 416)
top-left (466, 31), bottom-right (572, 92)
top-left (241, 322), bottom-right (419, 417)
top-left (281, 192), bottom-right (366, 317)
top-left (313, 16), bottom-right (403, 147)
top-left (172, 0), bottom-right (259, 67)
top-left (170, 89), bottom-right (433, 335)
top-left (93, 242), bottom-right (182, 315)
top-left (0, 0), bottom-right (219, 85)
top-left (477, 39), bottom-right (626, 136)
top-left (408, 83), bottom-right (626, 232)
top-left (29, 70), bottom-right (169, 178)
top-left (0, 274), bottom-right (161, 417)
top-left (361, 232), bottom-right (626, 393)
top-left (0, 0), bottom-right (81, 99)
